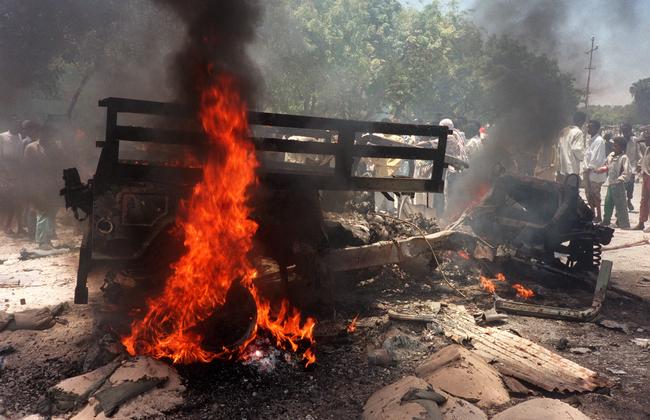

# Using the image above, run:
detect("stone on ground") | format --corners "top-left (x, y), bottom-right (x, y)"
top-left (48, 357), bottom-right (122, 413)
top-left (362, 375), bottom-right (486, 420)
top-left (415, 344), bottom-right (509, 408)
top-left (71, 356), bottom-right (184, 419)
top-left (492, 398), bottom-right (591, 420)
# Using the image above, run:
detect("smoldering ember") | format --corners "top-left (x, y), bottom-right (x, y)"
top-left (2, 1), bottom-right (650, 420)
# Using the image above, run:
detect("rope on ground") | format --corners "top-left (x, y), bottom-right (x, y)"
top-left (379, 213), bottom-right (467, 298)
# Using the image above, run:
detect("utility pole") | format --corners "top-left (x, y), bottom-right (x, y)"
top-left (584, 36), bottom-right (598, 115)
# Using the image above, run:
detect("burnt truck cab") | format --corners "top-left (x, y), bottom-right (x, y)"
top-left (62, 98), bottom-right (456, 304)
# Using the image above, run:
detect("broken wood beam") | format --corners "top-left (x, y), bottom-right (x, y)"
top-left (324, 229), bottom-right (491, 272)
top-left (429, 304), bottom-right (614, 393)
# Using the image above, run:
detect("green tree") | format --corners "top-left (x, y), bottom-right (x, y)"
top-left (258, 0), bottom-right (403, 119)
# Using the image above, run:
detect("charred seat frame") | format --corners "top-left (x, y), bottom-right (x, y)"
top-left (62, 97), bottom-right (453, 304)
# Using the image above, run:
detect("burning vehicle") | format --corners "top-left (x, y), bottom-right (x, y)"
top-left (60, 89), bottom-right (455, 365)
top-left (61, 97), bottom-right (453, 305)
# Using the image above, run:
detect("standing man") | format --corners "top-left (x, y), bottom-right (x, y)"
top-left (583, 120), bottom-right (607, 222)
top-left (632, 130), bottom-right (650, 231)
top-left (24, 126), bottom-right (61, 249)
top-left (599, 137), bottom-right (631, 229)
top-left (0, 121), bottom-right (27, 235)
top-left (621, 123), bottom-right (642, 210)
top-left (439, 118), bottom-right (467, 218)
top-left (556, 112), bottom-right (586, 183)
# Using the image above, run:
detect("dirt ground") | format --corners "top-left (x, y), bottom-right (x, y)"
top-left (0, 183), bottom-right (649, 419)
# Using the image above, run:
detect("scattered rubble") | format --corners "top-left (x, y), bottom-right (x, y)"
top-left (0, 303), bottom-right (66, 332)
top-left (415, 344), bottom-right (510, 408)
top-left (596, 319), bottom-right (630, 334)
top-left (631, 338), bottom-right (650, 348)
top-left (47, 356), bottom-right (185, 419)
top-left (501, 376), bottom-right (533, 397)
top-left (48, 357), bottom-right (123, 414)
top-left (605, 368), bottom-right (627, 376)
top-left (491, 398), bottom-right (591, 420)
top-left (19, 247), bottom-right (74, 261)
top-left (569, 347), bottom-right (592, 355)
top-left (429, 304), bottom-right (614, 392)
top-left (362, 375), bottom-right (487, 420)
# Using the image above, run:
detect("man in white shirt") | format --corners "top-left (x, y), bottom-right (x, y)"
top-left (0, 121), bottom-right (26, 235)
top-left (621, 123), bottom-right (643, 211)
top-left (583, 119), bottom-right (607, 222)
top-left (0, 122), bottom-right (23, 160)
top-left (555, 112), bottom-right (586, 183)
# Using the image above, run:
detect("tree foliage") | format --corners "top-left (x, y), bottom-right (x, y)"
top-left (583, 105), bottom-right (632, 126)
top-left (256, 0), bottom-right (579, 126)
top-left (2, 0), bottom-right (580, 132)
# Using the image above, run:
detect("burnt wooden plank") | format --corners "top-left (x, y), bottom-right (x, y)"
top-left (99, 97), bottom-right (451, 137)
top-left (431, 305), bottom-right (614, 393)
top-left (99, 97), bottom-right (192, 117)
top-left (115, 126), bottom-right (205, 145)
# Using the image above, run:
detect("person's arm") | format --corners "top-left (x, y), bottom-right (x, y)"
top-left (618, 155), bottom-right (630, 183)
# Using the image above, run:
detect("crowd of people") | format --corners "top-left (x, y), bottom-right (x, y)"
top-left (362, 116), bottom-right (486, 220)
top-left (362, 110), bottom-right (650, 231)
top-left (556, 111), bottom-right (650, 231)
top-left (0, 119), bottom-right (68, 249)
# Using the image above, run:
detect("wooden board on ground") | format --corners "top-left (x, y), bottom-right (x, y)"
top-left (430, 304), bottom-right (614, 393)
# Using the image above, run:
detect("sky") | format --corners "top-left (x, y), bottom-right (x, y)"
top-left (401, 0), bottom-right (650, 106)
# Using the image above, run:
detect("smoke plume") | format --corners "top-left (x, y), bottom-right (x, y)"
top-left (153, 0), bottom-right (263, 108)
top-left (470, 0), bottom-right (650, 105)
top-left (445, 1), bottom-right (586, 218)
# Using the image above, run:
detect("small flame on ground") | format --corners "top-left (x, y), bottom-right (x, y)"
top-left (457, 250), bottom-right (470, 260)
top-left (512, 283), bottom-right (535, 299)
top-left (496, 273), bottom-right (506, 282)
top-left (122, 73), bottom-right (316, 367)
top-left (347, 315), bottom-right (359, 334)
top-left (479, 275), bottom-right (496, 294)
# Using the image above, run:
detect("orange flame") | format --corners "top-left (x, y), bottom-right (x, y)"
top-left (122, 74), bottom-right (315, 366)
top-left (457, 250), bottom-right (470, 260)
top-left (512, 283), bottom-right (535, 299)
top-left (496, 273), bottom-right (506, 282)
top-left (347, 315), bottom-right (359, 334)
top-left (479, 275), bottom-right (496, 294)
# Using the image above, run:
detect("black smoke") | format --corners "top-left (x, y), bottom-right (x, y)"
top-left (153, 0), bottom-right (263, 108)
top-left (445, 1), bottom-right (584, 220)
top-left (470, 0), bottom-right (650, 105)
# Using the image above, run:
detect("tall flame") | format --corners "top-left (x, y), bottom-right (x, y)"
top-left (122, 74), bottom-right (315, 366)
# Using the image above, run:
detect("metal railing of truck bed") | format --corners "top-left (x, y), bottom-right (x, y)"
top-left (96, 97), bottom-right (451, 193)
